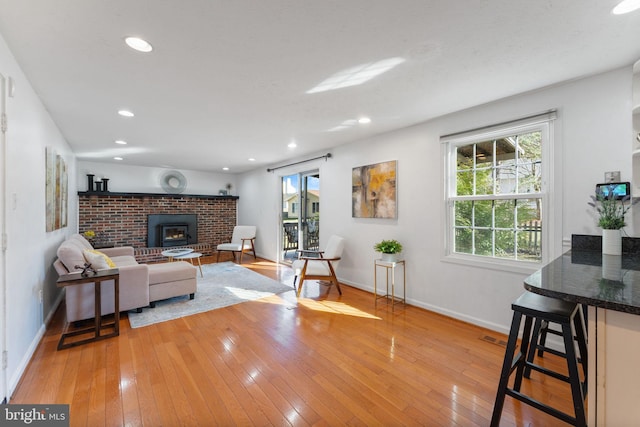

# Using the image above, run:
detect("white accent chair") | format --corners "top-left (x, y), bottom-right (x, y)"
top-left (216, 225), bottom-right (257, 263)
top-left (292, 235), bottom-right (345, 297)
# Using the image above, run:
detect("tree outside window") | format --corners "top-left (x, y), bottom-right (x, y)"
top-left (449, 127), bottom-right (546, 263)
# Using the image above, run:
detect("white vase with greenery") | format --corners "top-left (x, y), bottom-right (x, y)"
top-left (588, 188), bottom-right (633, 256)
top-left (602, 229), bottom-right (622, 256)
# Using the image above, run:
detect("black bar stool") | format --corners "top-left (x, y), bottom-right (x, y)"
top-left (524, 303), bottom-right (587, 378)
top-left (490, 292), bottom-right (588, 427)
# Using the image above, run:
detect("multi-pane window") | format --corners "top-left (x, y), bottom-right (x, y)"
top-left (312, 202), bottom-right (320, 214)
top-left (445, 115), bottom-right (553, 264)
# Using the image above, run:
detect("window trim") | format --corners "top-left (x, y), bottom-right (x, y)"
top-left (442, 111), bottom-right (556, 270)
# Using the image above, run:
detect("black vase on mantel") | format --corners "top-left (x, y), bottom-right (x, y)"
top-left (86, 174), bottom-right (95, 192)
top-left (86, 174), bottom-right (110, 192)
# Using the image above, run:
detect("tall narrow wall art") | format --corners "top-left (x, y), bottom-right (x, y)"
top-left (46, 146), bottom-right (68, 231)
top-left (352, 160), bottom-right (397, 218)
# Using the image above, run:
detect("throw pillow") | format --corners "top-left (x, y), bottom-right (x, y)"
top-left (57, 241), bottom-right (87, 272)
top-left (83, 249), bottom-right (116, 270)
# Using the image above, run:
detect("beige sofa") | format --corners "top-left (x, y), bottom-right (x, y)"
top-left (54, 234), bottom-right (197, 322)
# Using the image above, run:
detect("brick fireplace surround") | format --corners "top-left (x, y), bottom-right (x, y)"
top-left (78, 192), bottom-right (238, 263)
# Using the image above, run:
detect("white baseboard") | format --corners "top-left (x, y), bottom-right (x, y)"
top-left (8, 290), bottom-right (64, 400)
top-left (8, 324), bottom-right (45, 400)
top-left (44, 290), bottom-right (65, 327)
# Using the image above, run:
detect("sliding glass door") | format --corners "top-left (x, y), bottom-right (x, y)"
top-left (281, 170), bottom-right (320, 264)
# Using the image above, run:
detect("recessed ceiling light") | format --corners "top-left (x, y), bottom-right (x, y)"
top-left (118, 110), bottom-right (134, 117)
top-left (248, 158), bottom-right (256, 162)
top-left (125, 37), bottom-right (153, 53)
top-left (223, 167), bottom-right (229, 171)
top-left (613, 0), bottom-right (640, 14)
top-left (288, 142), bottom-right (297, 148)
top-left (115, 140), bottom-right (127, 145)
top-left (358, 117), bottom-right (371, 124)
top-left (114, 157), bottom-right (124, 161)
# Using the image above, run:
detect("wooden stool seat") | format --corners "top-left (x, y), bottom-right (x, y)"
top-left (490, 292), bottom-right (588, 426)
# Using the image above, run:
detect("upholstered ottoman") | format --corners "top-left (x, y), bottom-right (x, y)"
top-left (148, 261), bottom-right (198, 306)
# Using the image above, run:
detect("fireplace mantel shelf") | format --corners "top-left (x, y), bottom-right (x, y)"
top-left (78, 191), bottom-right (239, 200)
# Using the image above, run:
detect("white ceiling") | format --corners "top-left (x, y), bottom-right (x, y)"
top-left (0, 0), bottom-right (639, 173)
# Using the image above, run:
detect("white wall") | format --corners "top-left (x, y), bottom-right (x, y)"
top-left (0, 34), bottom-right (76, 398)
top-left (238, 66), bottom-right (634, 335)
top-left (77, 161), bottom-right (237, 196)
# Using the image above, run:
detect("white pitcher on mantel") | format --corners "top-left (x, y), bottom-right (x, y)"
top-left (602, 229), bottom-right (622, 255)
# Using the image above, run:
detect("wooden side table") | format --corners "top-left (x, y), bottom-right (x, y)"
top-left (56, 268), bottom-right (120, 350)
top-left (374, 259), bottom-right (406, 309)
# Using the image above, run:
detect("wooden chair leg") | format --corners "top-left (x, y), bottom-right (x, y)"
top-left (334, 279), bottom-right (342, 294)
top-left (328, 263), bottom-right (342, 295)
top-left (296, 261), bottom-right (309, 297)
top-left (295, 259), bottom-right (342, 297)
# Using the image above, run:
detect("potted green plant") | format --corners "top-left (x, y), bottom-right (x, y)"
top-left (588, 188), bottom-right (633, 255)
top-left (374, 239), bottom-right (403, 262)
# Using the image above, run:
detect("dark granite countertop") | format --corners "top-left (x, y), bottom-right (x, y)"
top-left (524, 250), bottom-right (640, 315)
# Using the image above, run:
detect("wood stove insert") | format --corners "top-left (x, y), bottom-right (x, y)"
top-left (148, 214), bottom-right (197, 247)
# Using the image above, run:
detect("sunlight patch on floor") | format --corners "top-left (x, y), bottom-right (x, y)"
top-left (297, 299), bottom-right (381, 319)
top-left (245, 261), bottom-right (295, 282)
top-left (246, 261), bottom-right (281, 269)
top-left (251, 292), bottom-right (297, 307)
top-left (225, 286), bottom-right (281, 300)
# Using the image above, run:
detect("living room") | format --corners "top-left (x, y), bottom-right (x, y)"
top-left (1, 1), bottom-right (640, 424)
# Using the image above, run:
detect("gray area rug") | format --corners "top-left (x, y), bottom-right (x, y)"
top-left (127, 261), bottom-right (293, 328)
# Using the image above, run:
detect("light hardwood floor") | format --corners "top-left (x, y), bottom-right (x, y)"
top-left (12, 257), bottom-right (575, 426)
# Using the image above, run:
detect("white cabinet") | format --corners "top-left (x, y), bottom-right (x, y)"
top-left (588, 307), bottom-right (640, 426)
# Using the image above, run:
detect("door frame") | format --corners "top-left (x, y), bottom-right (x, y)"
top-left (0, 72), bottom-right (8, 403)
top-left (279, 169), bottom-right (320, 264)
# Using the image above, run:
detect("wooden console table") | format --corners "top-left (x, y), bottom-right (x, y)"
top-left (56, 268), bottom-right (120, 350)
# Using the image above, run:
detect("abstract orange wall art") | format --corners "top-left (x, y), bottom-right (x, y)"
top-left (352, 160), bottom-right (397, 218)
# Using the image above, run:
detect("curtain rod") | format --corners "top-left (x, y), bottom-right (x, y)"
top-left (266, 153), bottom-right (332, 172)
